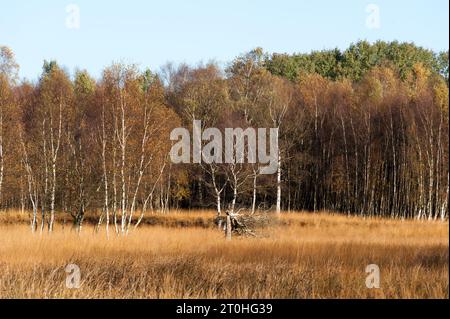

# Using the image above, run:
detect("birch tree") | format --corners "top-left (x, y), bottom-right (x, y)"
top-left (0, 46), bottom-right (19, 207)
top-left (38, 62), bottom-right (73, 232)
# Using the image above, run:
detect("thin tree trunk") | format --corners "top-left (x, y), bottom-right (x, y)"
top-left (225, 214), bottom-right (232, 241)
top-left (276, 153), bottom-right (281, 214)
top-left (251, 170), bottom-right (257, 215)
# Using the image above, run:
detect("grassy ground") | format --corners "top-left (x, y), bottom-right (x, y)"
top-left (0, 210), bottom-right (448, 299)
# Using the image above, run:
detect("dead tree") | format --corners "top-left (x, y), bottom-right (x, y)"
top-left (216, 209), bottom-right (261, 239)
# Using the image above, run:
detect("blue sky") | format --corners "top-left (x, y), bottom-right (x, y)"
top-left (0, 0), bottom-right (448, 81)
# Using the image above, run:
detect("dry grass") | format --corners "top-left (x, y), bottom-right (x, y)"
top-left (0, 210), bottom-right (448, 299)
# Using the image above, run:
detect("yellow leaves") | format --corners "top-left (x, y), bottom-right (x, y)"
top-left (297, 73), bottom-right (329, 106)
top-left (356, 66), bottom-right (410, 108)
top-left (362, 75), bottom-right (383, 104)
top-left (402, 63), bottom-right (449, 112)
top-left (0, 74), bottom-right (12, 105)
top-left (367, 66), bottom-right (399, 97)
top-left (412, 63), bottom-right (431, 86)
top-left (405, 63), bottom-right (433, 99)
top-left (433, 77), bottom-right (449, 114)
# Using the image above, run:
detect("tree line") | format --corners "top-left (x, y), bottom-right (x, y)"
top-left (0, 41), bottom-right (448, 234)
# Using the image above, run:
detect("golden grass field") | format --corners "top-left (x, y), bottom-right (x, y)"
top-left (0, 210), bottom-right (448, 299)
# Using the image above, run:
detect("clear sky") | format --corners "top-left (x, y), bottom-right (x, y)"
top-left (1, 0), bottom-right (448, 81)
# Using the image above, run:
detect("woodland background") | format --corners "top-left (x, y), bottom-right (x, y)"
top-left (0, 40), bottom-right (448, 233)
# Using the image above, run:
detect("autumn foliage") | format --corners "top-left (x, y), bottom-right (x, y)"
top-left (0, 42), bottom-right (448, 234)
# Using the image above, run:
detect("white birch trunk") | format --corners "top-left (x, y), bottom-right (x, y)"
top-left (276, 153), bottom-right (281, 214)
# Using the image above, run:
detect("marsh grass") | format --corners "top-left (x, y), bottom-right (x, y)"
top-left (0, 211), bottom-right (448, 298)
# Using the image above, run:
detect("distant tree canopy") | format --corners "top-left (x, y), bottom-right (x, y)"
top-left (0, 41), bottom-right (448, 234)
top-left (264, 40), bottom-right (449, 83)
